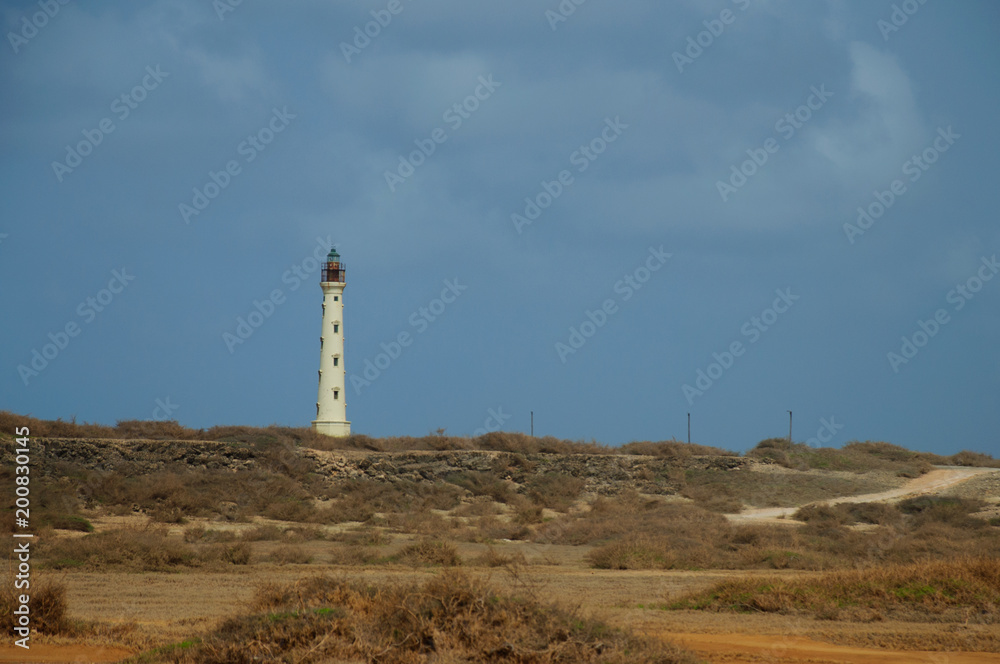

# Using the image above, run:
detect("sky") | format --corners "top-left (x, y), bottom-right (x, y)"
top-left (1, 0), bottom-right (998, 455)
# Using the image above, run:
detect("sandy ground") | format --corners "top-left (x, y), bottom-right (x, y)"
top-left (663, 632), bottom-right (1000, 663)
top-left (728, 466), bottom-right (1000, 524)
top-left (3, 465), bottom-right (999, 663)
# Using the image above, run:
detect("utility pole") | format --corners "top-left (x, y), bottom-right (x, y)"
top-left (687, 413), bottom-right (691, 444)
top-left (787, 410), bottom-right (793, 444)
top-left (530, 411), bottom-right (534, 437)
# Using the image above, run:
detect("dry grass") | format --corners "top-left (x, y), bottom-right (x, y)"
top-left (39, 524), bottom-right (254, 570)
top-left (128, 572), bottom-right (698, 663)
top-left (670, 557), bottom-right (1000, 623)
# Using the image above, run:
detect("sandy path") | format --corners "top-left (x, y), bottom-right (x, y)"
top-left (728, 466), bottom-right (1000, 523)
top-left (667, 632), bottom-right (1000, 663)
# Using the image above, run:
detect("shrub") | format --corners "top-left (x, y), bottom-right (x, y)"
top-left (183, 525), bottom-right (206, 542)
top-left (222, 542), bottom-right (252, 565)
top-left (41, 525), bottom-right (199, 571)
top-left (473, 547), bottom-right (528, 567)
top-left (897, 496), bottom-right (988, 528)
top-left (266, 545), bottom-right (312, 565)
top-left (394, 540), bottom-right (461, 567)
top-left (1, 577), bottom-right (67, 634)
top-left (524, 472), bottom-right (585, 511)
top-left (47, 514), bottom-right (94, 532)
top-left (670, 557), bottom-right (1000, 622)
top-left (134, 572), bottom-right (698, 663)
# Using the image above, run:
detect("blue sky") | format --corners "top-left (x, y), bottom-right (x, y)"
top-left (1, 0), bottom-right (997, 454)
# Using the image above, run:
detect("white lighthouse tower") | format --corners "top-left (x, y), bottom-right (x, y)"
top-left (311, 247), bottom-right (351, 437)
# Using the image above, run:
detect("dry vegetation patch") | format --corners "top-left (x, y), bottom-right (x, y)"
top-left (669, 557), bottom-right (1000, 623)
top-left (128, 572), bottom-right (697, 664)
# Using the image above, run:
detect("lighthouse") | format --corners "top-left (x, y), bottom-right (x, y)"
top-left (312, 247), bottom-right (351, 437)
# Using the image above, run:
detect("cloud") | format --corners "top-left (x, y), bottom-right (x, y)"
top-left (812, 41), bottom-right (924, 185)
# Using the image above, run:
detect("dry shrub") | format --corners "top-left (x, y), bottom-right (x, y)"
top-left (281, 526), bottom-right (324, 542)
top-left (384, 510), bottom-right (455, 538)
top-left (0, 576), bottom-right (67, 634)
top-left (137, 572), bottom-right (697, 663)
top-left (445, 471), bottom-right (515, 503)
top-left (524, 472), bottom-right (585, 511)
top-left (794, 501), bottom-right (902, 526)
top-left (318, 479), bottom-right (463, 525)
top-left (41, 525), bottom-right (199, 571)
top-left (535, 492), bottom-right (727, 546)
top-left (473, 547), bottom-right (528, 567)
top-left (182, 525), bottom-right (206, 542)
top-left (263, 498), bottom-right (316, 523)
top-left (671, 557), bottom-right (1000, 623)
top-left (452, 496), bottom-right (503, 518)
top-left (620, 440), bottom-right (736, 457)
top-left (680, 483), bottom-right (744, 513)
top-left (394, 540), bottom-right (461, 567)
top-left (897, 496), bottom-right (988, 528)
top-left (221, 542), bottom-right (252, 565)
top-left (267, 545), bottom-right (312, 565)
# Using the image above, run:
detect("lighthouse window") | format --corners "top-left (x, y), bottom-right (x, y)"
top-left (333, 324), bottom-right (339, 333)
top-left (333, 357), bottom-right (339, 366)
top-left (334, 296), bottom-right (339, 301)
top-left (333, 390), bottom-right (340, 400)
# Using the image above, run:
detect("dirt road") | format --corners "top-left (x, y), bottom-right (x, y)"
top-left (667, 632), bottom-right (1000, 663)
top-left (728, 466), bottom-right (1000, 524)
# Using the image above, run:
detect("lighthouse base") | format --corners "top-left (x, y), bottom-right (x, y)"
top-left (312, 420), bottom-right (352, 437)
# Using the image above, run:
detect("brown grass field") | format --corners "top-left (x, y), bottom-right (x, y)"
top-left (2, 412), bottom-right (1000, 663)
